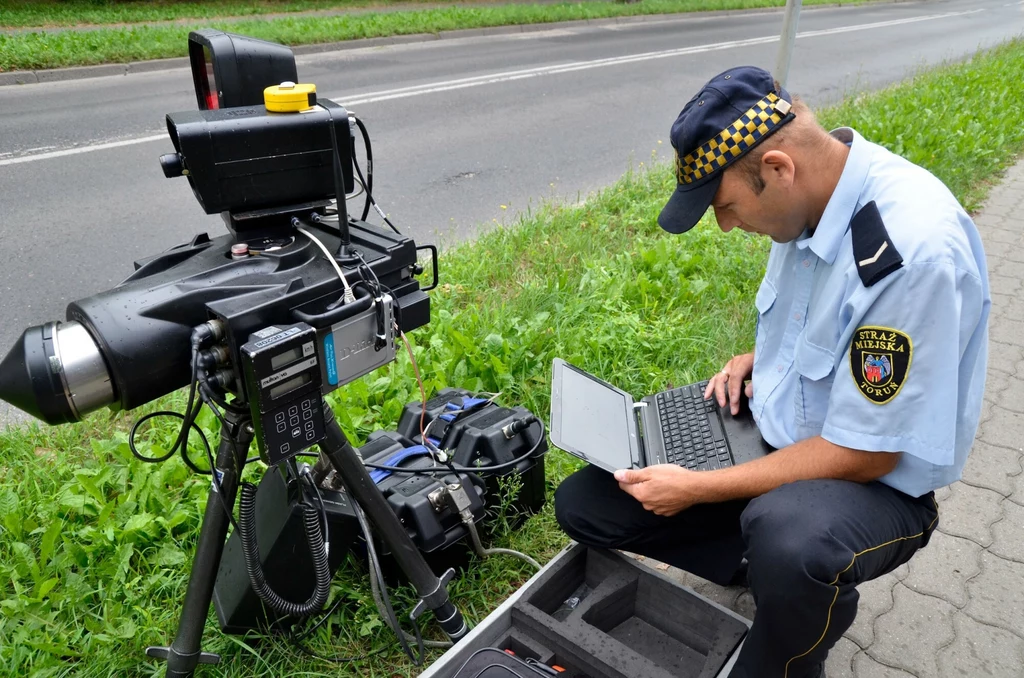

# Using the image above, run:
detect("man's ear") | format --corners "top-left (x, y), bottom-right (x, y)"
top-left (761, 149), bottom-right (795, 189)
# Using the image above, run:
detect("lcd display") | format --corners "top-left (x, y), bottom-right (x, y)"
top-left (269, 372), bottom-right (311, 399)
top-left (270, 346), bottom-right (304, 371)
top-left (555, 366), bottom-right (633, 468)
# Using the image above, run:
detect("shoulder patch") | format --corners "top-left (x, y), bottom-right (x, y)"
top-left (850, 326), bottom-right (912, 404)
top-left (851, 201), bottom-right (903, 287)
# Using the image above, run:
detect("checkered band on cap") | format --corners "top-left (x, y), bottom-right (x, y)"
top-left (676, 92), bottom-right (792, 185)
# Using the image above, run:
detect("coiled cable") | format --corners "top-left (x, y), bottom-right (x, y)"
top-left (237, 481), bottom-right (331, 618)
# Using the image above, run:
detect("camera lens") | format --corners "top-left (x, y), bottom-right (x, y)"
top-left (0, 322), bottom-right (115, 424)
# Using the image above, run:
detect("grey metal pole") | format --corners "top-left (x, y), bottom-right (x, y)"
top-left (775, 0), bottom-right (803, 87)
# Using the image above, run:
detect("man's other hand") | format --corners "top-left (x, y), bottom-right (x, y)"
top-left (704, 352), bottom-right (754, 415)
top-left (614, 465), bottom-right (703, 516)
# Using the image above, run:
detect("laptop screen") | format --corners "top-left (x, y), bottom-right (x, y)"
top-left (552, 362), bottom-right (635, 471)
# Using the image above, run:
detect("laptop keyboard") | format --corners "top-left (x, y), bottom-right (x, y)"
top-left (655, 381), bottom-right (733, 471)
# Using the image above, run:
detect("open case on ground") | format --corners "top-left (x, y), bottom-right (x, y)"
top-left (422, 542), bottom-right (751, 678)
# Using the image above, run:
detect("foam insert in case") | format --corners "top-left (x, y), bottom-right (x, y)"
top-left (422, 543), bottom-right (750, 678)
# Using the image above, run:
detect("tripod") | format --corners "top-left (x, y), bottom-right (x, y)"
top-left (146, 400), bottom-right (468, 677)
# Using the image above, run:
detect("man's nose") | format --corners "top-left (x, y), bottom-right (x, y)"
top-left (714, 207), bottom-right (737, 232)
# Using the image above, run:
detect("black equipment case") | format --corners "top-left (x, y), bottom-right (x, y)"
top-left (421, 542), bottom-right (751, 678)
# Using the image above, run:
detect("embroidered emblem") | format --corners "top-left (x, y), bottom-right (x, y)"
top-left (850, 326), bottom-right (912, 404)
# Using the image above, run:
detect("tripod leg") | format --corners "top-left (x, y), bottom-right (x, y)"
top-left (320, 408), bottom-right (469, 642)
top-left (146, 410), bottom-right (254, 677)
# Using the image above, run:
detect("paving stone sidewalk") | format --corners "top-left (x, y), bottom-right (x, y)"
top-left (655, 157), bottom-right (1024, 677)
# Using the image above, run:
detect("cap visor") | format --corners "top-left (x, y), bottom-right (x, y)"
top-left (658, 173), bottom-right (722, 234)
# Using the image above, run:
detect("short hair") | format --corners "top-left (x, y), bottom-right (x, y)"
top-left (729, 96), bottom-right (822, 194)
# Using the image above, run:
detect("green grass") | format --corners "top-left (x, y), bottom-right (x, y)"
top-left (816, 49), bottom-right (1024, 213)
top-left (2, 35), bottom-right (1023, 678)
top-left (2, 1), bottom-right (452, 28)
top-left (0, 0), bottom-right (871, 72)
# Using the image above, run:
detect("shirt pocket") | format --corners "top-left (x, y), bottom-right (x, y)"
top-left (754, 279), bottom-right (778, 356)
top-left (793, 334), bottom-right (835, 438)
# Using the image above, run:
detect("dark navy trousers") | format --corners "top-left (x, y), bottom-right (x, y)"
top-left (554, 465), bottom-right (938, 678)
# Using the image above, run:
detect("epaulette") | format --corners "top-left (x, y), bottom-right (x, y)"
top-left (851, 201), bottom-right (903, 287)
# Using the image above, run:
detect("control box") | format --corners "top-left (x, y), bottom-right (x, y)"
top-left (241, 323), bottom-right (327, 465)
top-left (319, 294), bottom-right (396, 394)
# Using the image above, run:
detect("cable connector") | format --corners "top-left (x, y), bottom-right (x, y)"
top-left (502, 415), bottom-right (539, 439)
top-left (191, 319), bottom-right (226, 349)
top-left (196, 344), bottom-right (231, 369)
top-left (207, 368), bottom-right (237, 392)
top-left (445, 482), bottom-right (474, 515)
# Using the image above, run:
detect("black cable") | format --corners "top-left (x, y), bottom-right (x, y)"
top-left (291, 593), bottom-right (348, 643)
top-left (128, 346), bottom-right (203, 464)
top-left (128, 400), bottom-right (208, 465)
top-left (410, 614), bottom-right (427, 667)
top-left (238, 481), bottom-right (331, 617)
top-left (351, 116), bottom-right (401, 235)
top-left (300, 467), bottom-right (330, 559)
top-left (177, 383), bottom-right (231, 479)
top-left (353, 250), bottom-right (383, 290)
top-left (204, 424), bottom-right (241, 535)
top-left (201, 381), bottom-right (248, 415)
top-left (353, 115), bottom-right (373, 222)
top-left (351, 501), bottom-right (422, 665)
top-left (179, 430), bottom-right (213, 475)
top-left (198, 380), bottom-right (228, 425)
top-left (363, 420), bottom-right (546, 476)
top-left (352, 253), bottom-right (408, 349)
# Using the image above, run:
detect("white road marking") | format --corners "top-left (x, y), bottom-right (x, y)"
top-left (0, 134), bottom-right (166, 167)
top-left (0, 8), bottom-right (984, 167)
top-left (341, 10), bottom-right (981, 105)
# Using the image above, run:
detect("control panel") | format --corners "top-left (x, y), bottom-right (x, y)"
top-left (241, 323), bottom-right (326, 465)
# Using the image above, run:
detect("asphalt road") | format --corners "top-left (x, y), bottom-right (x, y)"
top-left (1, 0), bottom-right (1022, 426)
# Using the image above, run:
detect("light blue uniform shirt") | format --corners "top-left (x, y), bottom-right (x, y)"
top-left (750, 128), bottom-right (991, 497)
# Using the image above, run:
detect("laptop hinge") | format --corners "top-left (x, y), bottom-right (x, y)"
top-left (634, 403), bottom-right (647, 465)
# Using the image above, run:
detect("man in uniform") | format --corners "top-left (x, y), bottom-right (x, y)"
top-left (554, 66), bottom-right (990, 678)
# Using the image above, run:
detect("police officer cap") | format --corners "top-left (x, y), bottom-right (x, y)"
top-left (658, 66), bottom-right (796, 234)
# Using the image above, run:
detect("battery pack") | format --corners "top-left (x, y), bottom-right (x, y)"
top-left (361, 430), bottom-right (487, 553)
top-left (396, 389), bottom-right (547, 519)
top-left (212, 467), bottom-right (358, 634)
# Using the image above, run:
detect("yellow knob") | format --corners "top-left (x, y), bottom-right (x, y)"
top-left (264, 81), bottom-right (317, 113)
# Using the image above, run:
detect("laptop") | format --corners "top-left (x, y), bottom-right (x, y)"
top-left (549, 358), bottom-right (772, 473)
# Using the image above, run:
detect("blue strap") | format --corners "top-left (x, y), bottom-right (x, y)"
top-left (439, 397), bottom-right (490, 423)
top-left (369, 445), bottom-right (432, 484)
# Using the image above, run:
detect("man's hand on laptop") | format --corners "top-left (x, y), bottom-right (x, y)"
top-left (704, 352), bottom-right (754, 415)
top-left (614, 465), bottom-right (702, 516)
